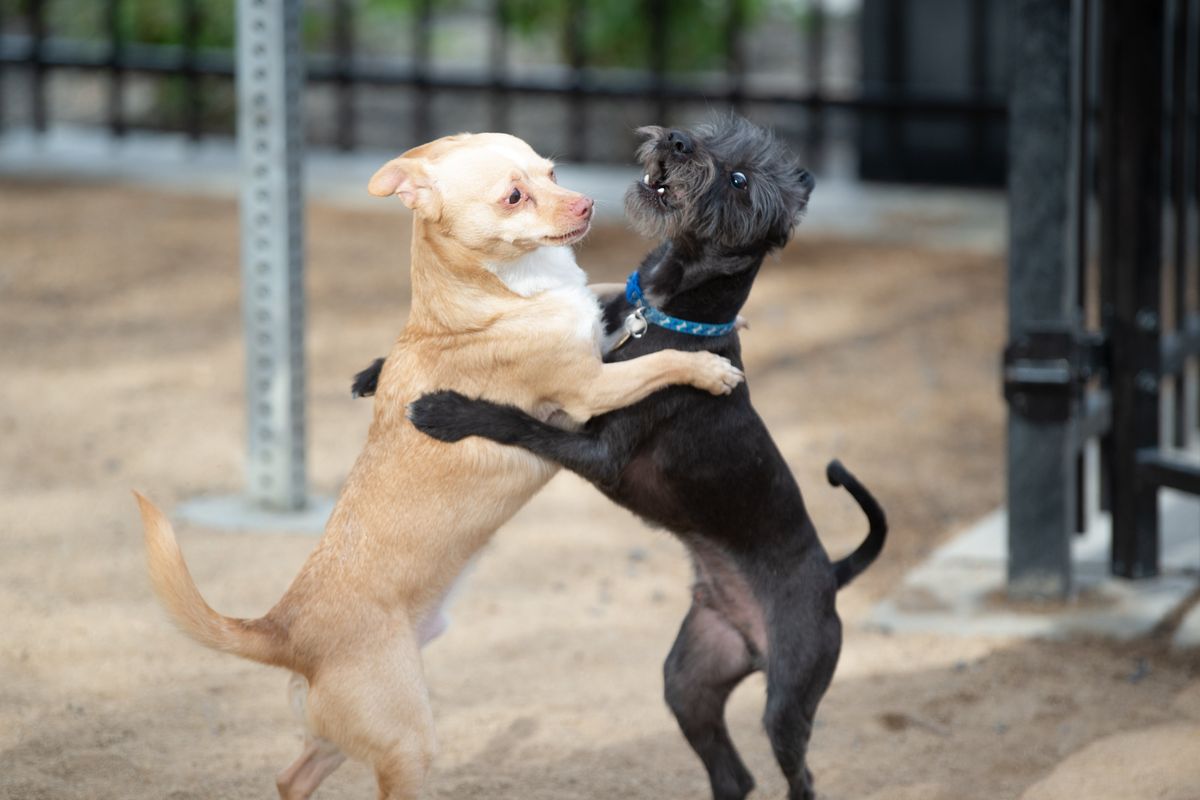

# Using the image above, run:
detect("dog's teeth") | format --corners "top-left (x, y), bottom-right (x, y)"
top-left (643, 173), bottom-right (651, 185)
top-left (656, 187), bottom-right (665, 195)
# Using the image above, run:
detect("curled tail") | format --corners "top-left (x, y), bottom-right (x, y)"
top-left (826, 460), bottom-right (888, 589)
top-left (135, 492), bottom-right (290, 668)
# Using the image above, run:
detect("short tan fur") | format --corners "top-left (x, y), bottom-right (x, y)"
top-left (137, 132), bottom-right (742, 799)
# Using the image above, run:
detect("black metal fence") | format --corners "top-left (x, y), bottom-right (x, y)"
top-left (1004, 0), bottom-right (1200, 599)
top-left (0, 0), bottom-right (1007, 180)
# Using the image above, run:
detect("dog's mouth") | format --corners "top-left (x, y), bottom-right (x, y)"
top-left (638, 159), bottom-right (673, 206)
top-left (542, 220), bottom-right (591, 246)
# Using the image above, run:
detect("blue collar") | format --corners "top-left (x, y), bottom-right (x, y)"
top-left (624, 272), bottom-right (738, 337)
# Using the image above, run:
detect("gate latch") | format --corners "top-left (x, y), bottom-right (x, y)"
top-left (1003, 327), bottom-right (1106, 423)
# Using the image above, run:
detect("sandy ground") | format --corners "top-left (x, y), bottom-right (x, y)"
top-left (1, 180), bottom-right (1198, 799)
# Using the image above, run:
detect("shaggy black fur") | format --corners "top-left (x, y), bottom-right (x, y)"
top-left (363, 115), bottom-right (887, 800)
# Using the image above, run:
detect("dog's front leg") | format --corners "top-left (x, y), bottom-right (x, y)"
top-left (562, 349), bottom-right (742, 420)
top-left (409, 392), bottom-right (649, 488)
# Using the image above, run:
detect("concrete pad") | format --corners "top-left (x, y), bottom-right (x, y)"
top-left (1173, 602), bottom-right (1200, 650)
top-left (175, 493), bottom-right (334, 535)
top-left (1019, 723), bottom-right (1200, 800)
top-left (871, 489), bottom-right (1200, 640)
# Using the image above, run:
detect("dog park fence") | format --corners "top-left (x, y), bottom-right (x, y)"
top-left (1005, 0), bottom-right (1200, 600)
top-left (0, 1), bottom-right (1007, 181)
top-left (0, 0), bottom-right (1016, 522)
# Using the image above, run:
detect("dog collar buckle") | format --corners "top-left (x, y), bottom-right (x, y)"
top-left (625, 308), bottom-right (648, 339)
top-left (609, 309), bottom-right (648, 353)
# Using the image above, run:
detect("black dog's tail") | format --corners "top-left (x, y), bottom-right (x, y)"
top-left (826, 460), bottom-right (887, 589)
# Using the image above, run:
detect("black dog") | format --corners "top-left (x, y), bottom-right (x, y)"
top-left (359, 116), bottom-right (886, 800)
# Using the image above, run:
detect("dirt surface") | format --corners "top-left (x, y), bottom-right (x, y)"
top-left (2, 180), bottom-right (1198, 799)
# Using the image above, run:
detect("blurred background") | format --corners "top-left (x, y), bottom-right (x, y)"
top-left (0, 0), bottom-right (1005, 178)
top-left (1, 2), bottom-right (1199, 800)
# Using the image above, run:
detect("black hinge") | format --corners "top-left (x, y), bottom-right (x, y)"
top-left (1003, 327), bottom-right (1107, 423)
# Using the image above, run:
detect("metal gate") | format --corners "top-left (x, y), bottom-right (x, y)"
top-left (1004, 0), bottom-right (1200, 599)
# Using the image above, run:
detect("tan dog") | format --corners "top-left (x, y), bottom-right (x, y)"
top-left (136, 132), bottom-right (743, 800)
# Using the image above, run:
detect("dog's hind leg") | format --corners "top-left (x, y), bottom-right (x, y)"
top-left (664, 603), bottom-right (757, 800)
top-left (306, 638), bottom-right (438, 800)
top-left (761, 574), bottom-right (842, 800)
top-left (276, 673), bottom-right (347, 799)
top-left (276, 736), bottom-right (346, 800)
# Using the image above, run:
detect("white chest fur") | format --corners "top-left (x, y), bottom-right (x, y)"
top-left (486, 246), bottom-right (602, 346)
top-left (486, 245), bottom-right (585, 296)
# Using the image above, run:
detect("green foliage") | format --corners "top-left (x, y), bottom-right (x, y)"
top-left (506, 0), bottom-right (772, 72)
top-left (356, 0), bottom-right (765, 70)
top-left (4, 0), bottom-right (778, 71)
top-left (120, 0), bottom-right (235, 48)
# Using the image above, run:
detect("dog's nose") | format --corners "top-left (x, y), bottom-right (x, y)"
top-left (569, 196), bottom-right (594, 219)
top-left (667, 130), bottom-right (694, 155)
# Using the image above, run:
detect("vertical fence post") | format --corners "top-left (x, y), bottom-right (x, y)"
top-left (882, 0), bottom-right (907, 180)
top-left (182, 0), bottom-right (202, 141)
top-left (647, 0), bottom-right (668, 124)
top-left (1171, 0), bottom-right (1193, 449)
top-left (1194, 0), bottom-right (1200, 437)
top-left (1073, 0), bottom-right (1093, 536)
top-left (333, 0), bottom-right (356, 151)
top-left (1006, 0), bottom-right (1080, 600)
top-left (565, 1), bottom-right (587, 161)
top-left (411, 0), bottom-right (432, 145)
top-left (1101, 0), bottom-right (1165, 579)
top-left (106, 0), bottom-right (126, 138)
top-left (804, 0), bottom-right (826, 162)
top-left (488, 0), bottom-right (509, 133)
top-left (28, 0), bottom-right (46, 132)
top-left (238, 0), bottom-right (308, 512)
top-left (0, 2), bottom-right (5, 133)
top-left (968, 0), bottom-right (990, 183)
top-left (725, 0), bottom-right (745, 113)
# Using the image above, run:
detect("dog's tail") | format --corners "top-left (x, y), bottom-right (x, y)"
top-left (826, 460), bottom-right (887, 589)
top-left (135, 492), bottom-right (290, 668)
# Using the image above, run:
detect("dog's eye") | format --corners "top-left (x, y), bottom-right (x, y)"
top-left (730, 172), bottom-right (748, 190)
top-left (506, 188), bottom-right (522, 205)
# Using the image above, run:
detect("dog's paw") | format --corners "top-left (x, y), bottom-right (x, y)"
top-left (687, 352), bottom-right (745, 396)
top-left (407, 390), bottom-right (475, 443)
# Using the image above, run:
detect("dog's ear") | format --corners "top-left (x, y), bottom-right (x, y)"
top-left (794, 167), bottom-right (816, 204)
top-left (368, 157), bottom-right (440, 215)
top-left (633, 125), bottom-right (666, 141)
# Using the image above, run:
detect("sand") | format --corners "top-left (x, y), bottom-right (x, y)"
top-left (2, 180), bottom-right (1198, 799)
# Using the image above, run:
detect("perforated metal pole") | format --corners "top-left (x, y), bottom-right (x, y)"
top-left (238, 0), bottom-right (307, 511)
